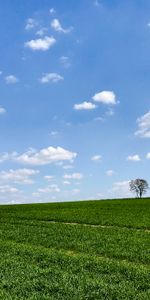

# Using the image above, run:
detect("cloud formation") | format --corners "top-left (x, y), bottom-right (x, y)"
top-left (25, 36), bottom-right (56, 51)
top-left (5, 75), bottom-right (19, 84)
top-left (51, 18), bottom-right (72, 33)
top-left (0, 107), bottom-right (6, 114)
top-left (0, 146), bottom-right (76, 166)
top-left (25, 18), bottom-right (37, 30)
top-left (127, 154), bottom-right (141, 161)
top-left (40, 73), bottom-right (64, 83)
top-left (91, 155), bottom-right (102, 162)
top-left (74, 101), bottom-right (96, 110)
top-left (92, 91), bottom-right (117, 105)
top-left (0, 168), bottom-right (39, 184)
top-left (63, 173), bottom-right (83, 179)
top-left (135, 111), bottom-right (150, 138)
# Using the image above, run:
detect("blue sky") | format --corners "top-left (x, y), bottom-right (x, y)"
top-left (0, 0), bottom-right (150, 203)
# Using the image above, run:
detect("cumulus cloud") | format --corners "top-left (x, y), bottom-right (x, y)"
top-left (127, 154), bottom-right (141, 161)
top-left (135, 111), bottom-right (150, 138)
top-left (92, 91), bottom-right (117, 105)
top-left (3, 146), bottom-right (77, 166)
top-left (5, 75), bottom-right (19, 84)
top-left (25, 36), bottom-right (56, 51)
top-left (0, 168), bottom-right (39, 184)
top-left (63, 173), bottom-right (83, 180)
top-left (91, 155), bottom-right (102, 162)
top-left (25, 18), bottom-right (37, 30)
top-left (74, 101), bottom-right (96, 110)
top-left (51, 18), bottom-right (72, 33)
top-left (40, 73), bottom-right (64, 83)
top-left (0, 106), bottom-right (6, 114)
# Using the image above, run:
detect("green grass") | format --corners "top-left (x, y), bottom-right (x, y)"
top-left (0, 198), bottom-right (150, 299)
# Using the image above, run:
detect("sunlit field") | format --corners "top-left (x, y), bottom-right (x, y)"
top-left (0, 198), bottom-right (149, 299)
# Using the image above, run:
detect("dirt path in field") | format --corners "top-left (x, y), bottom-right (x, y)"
top-left (41, 220), bottom-right (150, 232)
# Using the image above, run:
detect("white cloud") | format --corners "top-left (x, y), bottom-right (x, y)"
top-left (0, 185), bottom-right (19, 194)
top-left (74, 101), bottom-right (96, 110)
top-left (51, 18), bottom-right (72, 33)
top-left (0, 106), bottom-right (6, 114)
top-left (146, 153), bottom-right (150, 159)
top-left (59, 56), bottom-right (71, 68)
top-left (25, 36), bottom-right (56, 51)
top-left (91, 155), bottom-right (102, 162)
top-left (49, 8), bottom-right (56, 14)
top-left (5, 75), bottom-right (19, 84)
top-left (135, 111), bottom-right (150, 138)
top-left (49, 131), bottom-right (58, 136)
top-left (106, 170), bottom-right (114, 176)
top-left (63, 173), bottom-right (83, 180)
top-left (0, 71), bottom-right (2, 75)
top-left (127, 154), bottom-right (141, 161)
top-left (36, 28), bottom-right (48, 36)
top-left (44, 175), bottom-right (54, 181)
top-left (25, 18), bottom-right (37, 30)
top-left (92, 91), bottom-right (117, 105)
top-left (13, 146), bottom-right (77, 166)
top-left (40, 73), bottom-right (64, 83)
top-left (63, 180), bottom-right (71, 185)
top-left (0, 168), bottom-right (39, 184)
top-left (38, 184), bottom-right (60, 193)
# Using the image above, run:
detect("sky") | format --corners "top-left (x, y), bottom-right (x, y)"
top-left (0, 0), bottom-right (150, 204)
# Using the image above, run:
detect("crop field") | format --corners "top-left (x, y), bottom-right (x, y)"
top-left (0, 198), bottom-right (149, 300)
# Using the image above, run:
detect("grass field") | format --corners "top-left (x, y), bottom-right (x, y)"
top-left (0, 198), bottom-right (149, 299)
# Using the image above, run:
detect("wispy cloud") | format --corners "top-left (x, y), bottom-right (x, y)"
top-left (59, 56), bottom-right (71, 68)
top-left (51, 18), bottom-right (73, 33)
top-left (40, 73), bottom-right (64, 83)
top-left (25, 36), bottom-right (56, 51)
top-left (49, 8), bottom-right (56, 14)
top-left (106, 170), bottom-right (115, 176)
top-left (0, 168), bottom-right (39, 184)
top-left (63, 173), bottom-right (83, 180)
top-left (135, 111), bottom-right (150, 138)
top-left (5, 75), bottom-right (19, 84)
top-left (91, 155), bottom-right (102, 162)
top-left (0, 106), bottom-right (6, 114)
top-left (74, 101), bottom-right (96, 110)
top-left (25, 18), bottom-right (38, 30)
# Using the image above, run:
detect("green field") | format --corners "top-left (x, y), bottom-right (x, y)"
top-left (0, 198), bottom-right (149, 300)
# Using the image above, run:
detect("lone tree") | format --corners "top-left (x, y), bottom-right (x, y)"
top-left (129, 179), bottom-right (149, 198)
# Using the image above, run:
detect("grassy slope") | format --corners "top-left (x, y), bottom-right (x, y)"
top-left (0, 198), bottom-right (149, 299)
